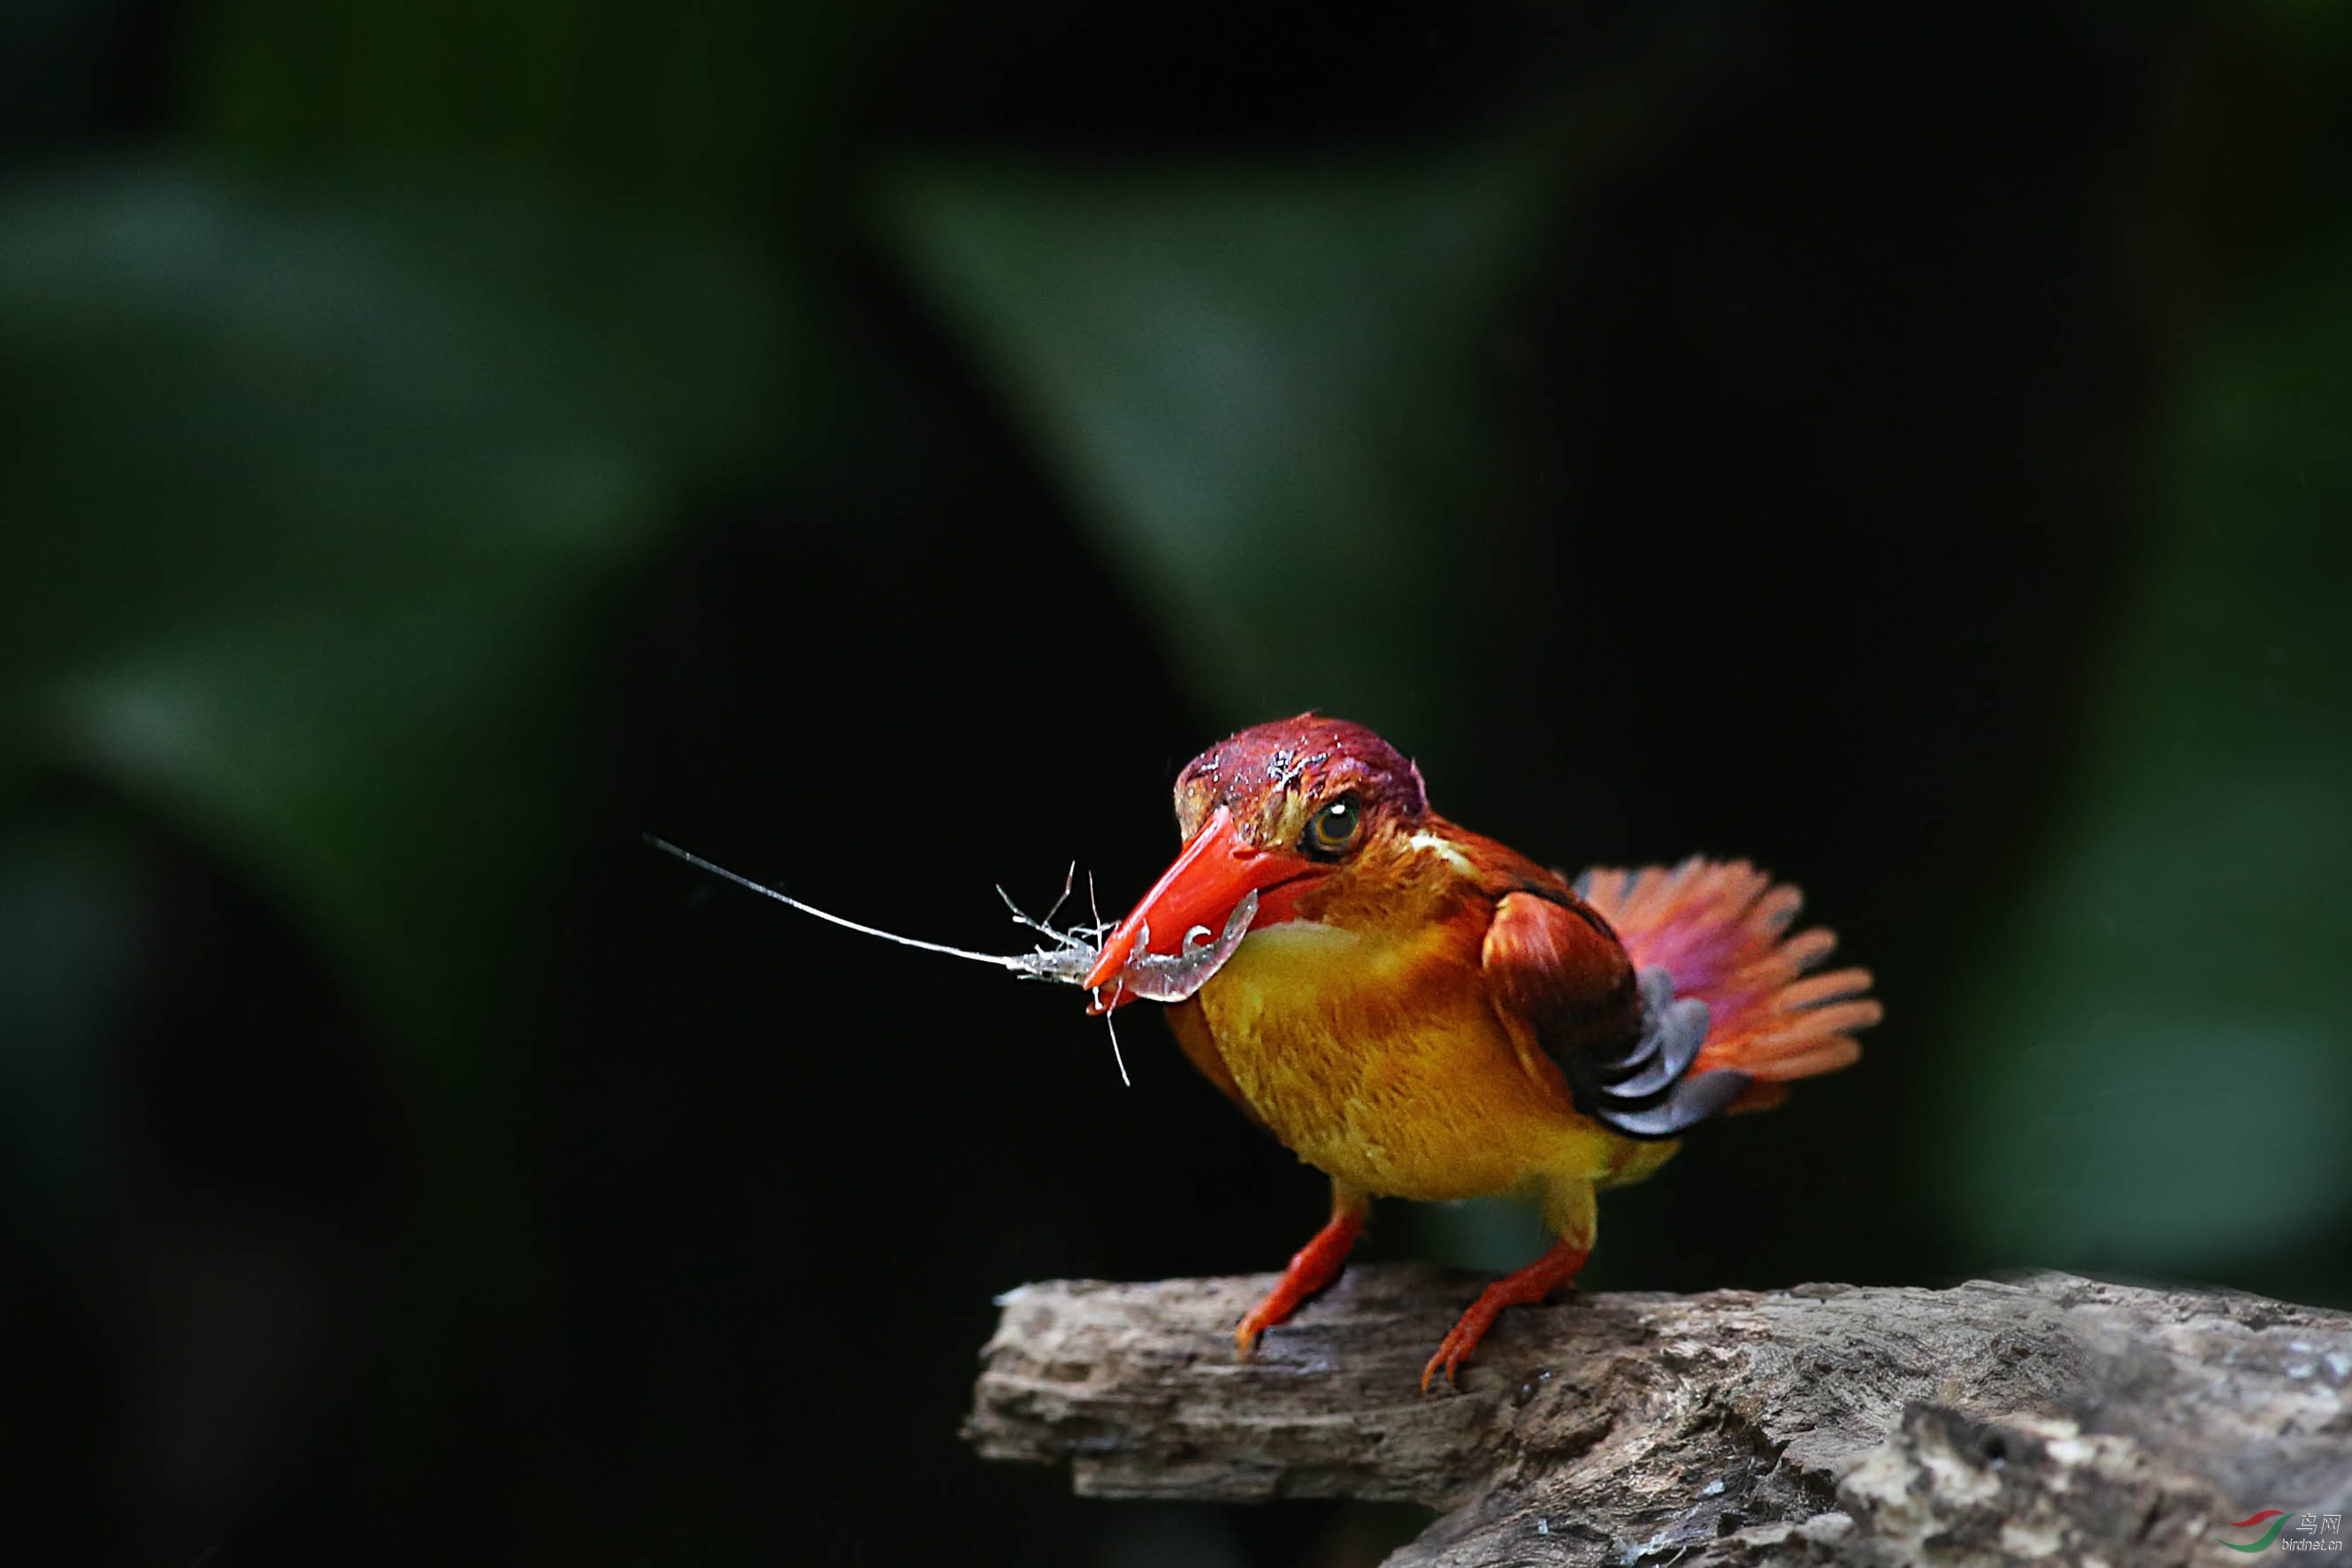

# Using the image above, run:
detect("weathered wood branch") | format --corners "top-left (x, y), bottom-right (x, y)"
top-left (969, 1267), bottom-right (2352, 1566)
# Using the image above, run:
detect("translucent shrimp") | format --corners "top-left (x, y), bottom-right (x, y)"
top-left (642, 837), bottom-right (1255, 1080)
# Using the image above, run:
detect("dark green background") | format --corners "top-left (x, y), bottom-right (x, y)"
top-left (3, 2), bottom-right (2348, 1563)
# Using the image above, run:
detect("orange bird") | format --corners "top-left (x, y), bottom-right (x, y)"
top-left (1081, 715), bottom-right (1881, 1389)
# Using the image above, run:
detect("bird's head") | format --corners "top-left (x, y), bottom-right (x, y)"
top-left (1082, 715), bottom-right (1436, 996)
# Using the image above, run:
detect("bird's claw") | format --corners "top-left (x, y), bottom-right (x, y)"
top-left (1417, 1240), bottom-right (1589, 1393)
top-left (1418, 1315), bottom-right (1490, 1393)
top-left (1232, 1205), bottom-right (1367, 1364)
top-left (1234, 1284), bottom-right (1302, 1358)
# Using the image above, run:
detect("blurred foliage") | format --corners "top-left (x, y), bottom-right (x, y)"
top-left (1950, 228), bottom-right (2352, 1297)
top-left (0, 163), bottom-right (804, 1553)
top-left (191, 0), bottom-right (915, 203)
top-left (0, 170), bottom-right (786, 1013)
top-left (886, 155), bottom-right (1536, 739)
top-left (0, 1), bottom-right (2348, 1564)
top-left (0, 168), bottom-right (786, 1140)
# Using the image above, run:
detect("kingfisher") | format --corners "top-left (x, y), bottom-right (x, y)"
top-left (1081, 715), bottom-right (1880, 1389)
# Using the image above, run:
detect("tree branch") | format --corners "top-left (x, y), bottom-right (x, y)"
top-left (969, 1266), bottom-right (2352, 1566)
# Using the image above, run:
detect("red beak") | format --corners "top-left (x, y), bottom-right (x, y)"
top-left (1082, 806), bottom-right (1317, 1001)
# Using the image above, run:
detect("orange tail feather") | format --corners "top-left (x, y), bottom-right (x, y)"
top-left (1575, 859), bottom-right (1879, 1113)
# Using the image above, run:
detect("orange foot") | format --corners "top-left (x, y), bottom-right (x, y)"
top-left (1236, 1205), bottom-right (1368, 1357)
top-left (1421, 1238), bottom-right (1590, 1392)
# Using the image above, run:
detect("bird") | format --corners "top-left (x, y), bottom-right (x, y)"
top-left (1079, 714), bottom-right (1881, 1390)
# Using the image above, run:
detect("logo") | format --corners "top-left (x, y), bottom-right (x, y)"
top-left (2225, 1513), bottom-right (2292, 1553)
top-left (2221, 1511), bottom-right (2345, 1554)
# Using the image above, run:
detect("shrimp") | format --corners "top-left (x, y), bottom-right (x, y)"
top-left (642, 836), bottom-right (1254, 1082)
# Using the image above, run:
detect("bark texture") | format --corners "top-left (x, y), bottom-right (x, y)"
top-left (968, 1266), bottom-right (2352, 1566)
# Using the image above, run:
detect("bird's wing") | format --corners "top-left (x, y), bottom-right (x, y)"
top-left (1482, 885), bottom-right (1755, 1139)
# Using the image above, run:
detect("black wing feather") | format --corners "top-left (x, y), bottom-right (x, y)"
top-left (1482, 887), bottom-right (1751, 1142)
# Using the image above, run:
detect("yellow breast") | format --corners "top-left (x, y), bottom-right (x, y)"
top-left (1190, 918), bottom-right (1620, 1201)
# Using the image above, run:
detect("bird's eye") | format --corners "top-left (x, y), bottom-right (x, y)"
top-left (1302, 795), bottom-right (1363, 860)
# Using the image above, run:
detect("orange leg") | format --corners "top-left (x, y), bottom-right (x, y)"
top-left (1421, 1237), bottom-right (1589, 1392)
top-left (1236, 1194), bottom-right (1368, 1357)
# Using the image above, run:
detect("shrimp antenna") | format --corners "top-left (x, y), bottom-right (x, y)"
top-left (644, 835), bottom-right (1035, 973)
top-left (1102, 1000), bottom-right (1131, 1089)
